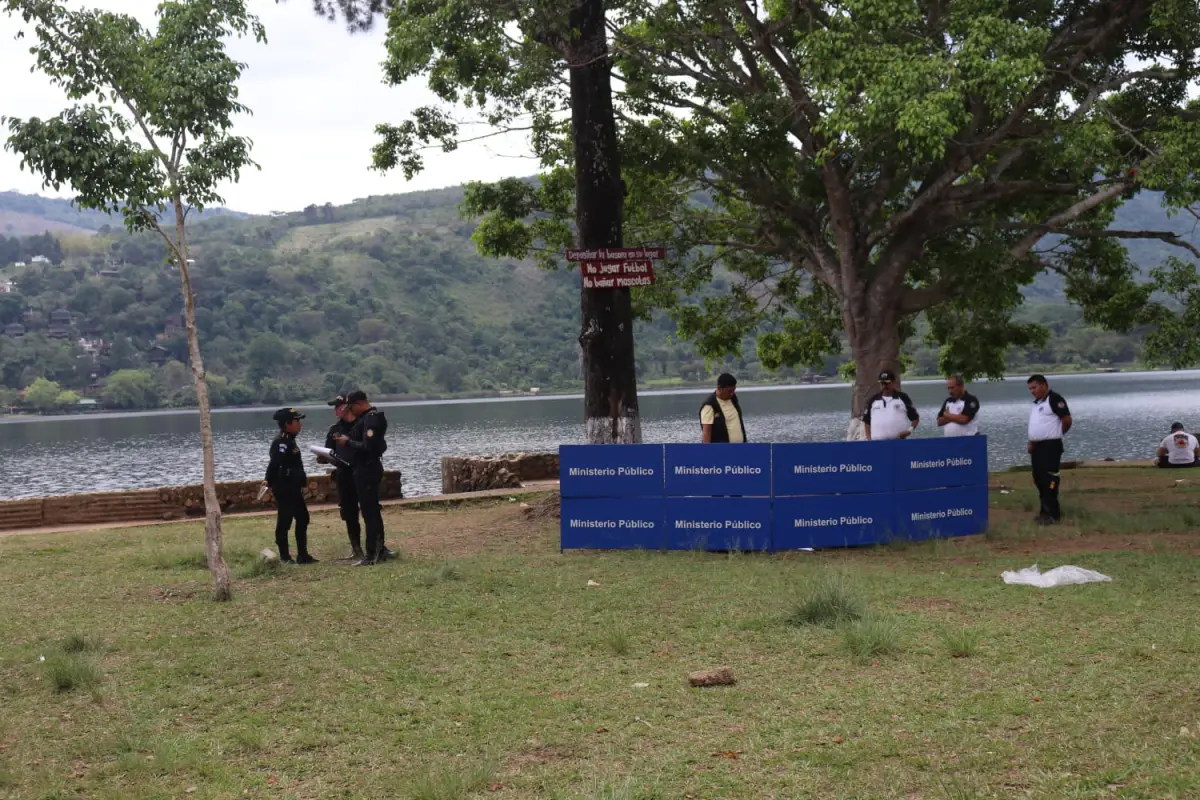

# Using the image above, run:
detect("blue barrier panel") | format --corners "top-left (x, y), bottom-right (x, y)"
top-left (893, 435), bottom-right (988, 492)
top-left (772, 441), bottom-right (896, 496)
top-left (559, 444), bottom-right (665, 498)
top-left (561, 497), bottom-right (666, 549)
top-left (893, 485), bottom-right (989, 540)
top-left (664, 497), bottom-right (772, 551)
top-left (664, 443), bottom-right (772, 497)
top-left (773, 494), bottom-right (894, 549)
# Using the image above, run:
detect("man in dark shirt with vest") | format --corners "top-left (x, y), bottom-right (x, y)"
top-left (263, 408), bottom-right (317, 564)
top-left (936, 375), bottom-right (980, 436)
top-left (320, 394), bottom-right (363, 561)
top-left (863, 370), bottom-right (919, 441)
top-left (700, 373), bottom-right (747, 443)
top-left (1026, 374), bottom-right (1073, 524)
top-left (334, 390), bottom-right (391, 565)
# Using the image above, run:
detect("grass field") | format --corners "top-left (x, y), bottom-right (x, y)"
top-left (2, 468), bottom-right (1200, 799)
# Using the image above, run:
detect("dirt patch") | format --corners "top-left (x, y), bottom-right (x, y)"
top-left (985, 531), bottom-right (1200, 557)
top-left (147, 586), bottom-right (199, 603)
top-left (521, 492), bottom-right (560, 521)
top-left (383, 502), bottom-right (557, 559)
top-left (505, 745), bottom-right (575, 773)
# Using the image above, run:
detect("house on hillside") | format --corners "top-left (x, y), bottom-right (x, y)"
top-left (147, 344), bottom-right (169, 365)
top-left (78, 336), bottom-right (105, 359)
top-left (3, 323), bottom-right (24, 337)
top-left (30, 255), bottom-right (49, 264)
top-left (48, 308), bottom-right (73, 340)
top-left (13, 261), bottom-right (25, 268)
top-left (0, 280), bottom-right (13, 294)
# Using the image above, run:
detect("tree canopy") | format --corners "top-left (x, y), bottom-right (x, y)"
top-left (348, 0), bottom-right (1200, 421)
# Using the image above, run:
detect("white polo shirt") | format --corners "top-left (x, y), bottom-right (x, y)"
top-left (1028, 391), bottom-right (1070, 442)
top-left (938, 392), bottom-right (980, 437)
top-left (1159, 431), bottom-right (1199, 464)
top-left (863, 390), bottom-right (919, 440)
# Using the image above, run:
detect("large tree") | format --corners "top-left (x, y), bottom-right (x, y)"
top-left (310, 0), bottom-right (644, 443)
top-left (3, 0), bottom-right (265, 599)
top-left (609, 0), bottom-right (1200, 435)
top-left (326, 0), bottom-right (1200, 438)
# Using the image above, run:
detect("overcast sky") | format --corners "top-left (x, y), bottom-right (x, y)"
top-left (0, 1), bottom-right (536, 215)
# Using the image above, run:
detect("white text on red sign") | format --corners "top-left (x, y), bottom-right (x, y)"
top-left (583, 274), bottom-right (656, 288)
top-left (566, 247), bottom-right (665, 262)
top-left (581, 260), bottom-right (653, 276)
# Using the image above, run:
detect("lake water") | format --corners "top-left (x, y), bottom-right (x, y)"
top-left (0, 370), bottom-right (1196, 500)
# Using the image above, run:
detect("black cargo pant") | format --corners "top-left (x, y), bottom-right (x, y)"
top-left (1030, 439), bottom-right (1064, 521)
top-left (272, 483), bottom-right (310, 559)
top-left (334, 467), bottom-right (362, 552)
top-left (354, 461), bottom-right (385, 561)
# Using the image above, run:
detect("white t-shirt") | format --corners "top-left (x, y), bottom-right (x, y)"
top-left (1159, 431), bottom-right (1199, 464)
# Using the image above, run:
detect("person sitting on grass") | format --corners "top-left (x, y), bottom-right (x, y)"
top-left (1156, 422), bottom-right (1200, 469)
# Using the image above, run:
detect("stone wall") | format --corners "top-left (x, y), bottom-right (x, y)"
top-left (0, 470), bottom-right (404, 532)
top-left (440, 451), bottom-right (559, 494)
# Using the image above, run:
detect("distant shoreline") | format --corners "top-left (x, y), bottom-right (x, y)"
top-left (2, 363), bottom-right (1186, 421)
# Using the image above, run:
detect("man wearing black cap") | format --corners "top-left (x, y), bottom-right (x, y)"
top-left (862, 370), bottom-right (919, 441)
top-left (334, 390), bottom-right (390, 565)
top-left (700, 373), bottom-right (747, 443)
top-left (320, 394), bottom-right (364, 560)
top-left (1156, 422), bottom-right (1199, 468)
top-left (263, 408), bottom-right (317, 564)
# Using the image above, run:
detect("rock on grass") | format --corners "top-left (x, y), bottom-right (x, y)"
top-left (689, 666), bottom-right (736, 687)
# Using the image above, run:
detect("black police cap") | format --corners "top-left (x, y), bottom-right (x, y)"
top-left (273, 407), bottom-right (306, 423)
top-left (344, 389), bottom-right (369, 404)
top-left (327, 394), bottom-right (347, 407)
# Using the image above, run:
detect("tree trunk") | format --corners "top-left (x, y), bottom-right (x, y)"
top-left (568, 0), bottom-right (641, 444)
top-left (172, 199), bottom-right (232, 601)
top-left (842, 294), bottom-right (902, 441)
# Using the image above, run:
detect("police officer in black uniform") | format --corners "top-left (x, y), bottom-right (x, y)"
top-left (264, 408), bottom-right (318, 564)
top-left (320, 394), bottom-right (364, 561)
top-left (334, 390), bottom-right (390, 566)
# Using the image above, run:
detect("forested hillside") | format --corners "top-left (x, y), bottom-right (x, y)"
top-left (0, 186), bottom-right (1192, 410)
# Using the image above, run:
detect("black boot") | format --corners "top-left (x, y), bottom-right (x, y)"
top-left (296, 553), bottom-right (319, 564)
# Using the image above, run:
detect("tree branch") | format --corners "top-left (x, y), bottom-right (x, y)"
top-left (1001, 224), bottom-right (1200, 259)
top-left (1009, 180), bottom-right (1134, 259)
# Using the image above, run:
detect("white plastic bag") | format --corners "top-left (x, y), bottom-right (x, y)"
top-left (1001, 564), bottom-right (1112, 588)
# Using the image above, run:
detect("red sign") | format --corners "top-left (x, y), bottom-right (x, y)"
top-left (566, 247), bottom-right (665, 262)
top-left (567, 246), bottom-right (661, 288)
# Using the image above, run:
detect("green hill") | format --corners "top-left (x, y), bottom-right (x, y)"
top-left (0, 186), bottom-right (1193, 409)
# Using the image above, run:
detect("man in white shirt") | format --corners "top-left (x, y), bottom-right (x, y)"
top-left (936, 375), bottom-right (980, 436)
top-left (700, 373), bottom-right (747, 443)
top-left (1156, 422), bottom-right (1200, 468)
top-left (862, 370), bottom-right (919, 441)
top-left (1026, 374), bottom-right (1072, 525)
